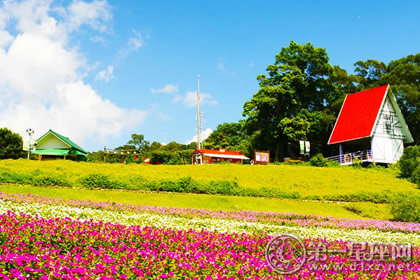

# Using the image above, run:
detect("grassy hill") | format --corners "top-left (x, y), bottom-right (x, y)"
top-left (0, 159), bottom-right (417, 203)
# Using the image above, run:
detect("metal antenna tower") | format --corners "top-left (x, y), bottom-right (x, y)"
top-left (197, 75), bottom-right (201, 149)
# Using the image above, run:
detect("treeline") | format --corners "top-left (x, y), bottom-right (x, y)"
top-left (88, 134), bottom-right (196, 164)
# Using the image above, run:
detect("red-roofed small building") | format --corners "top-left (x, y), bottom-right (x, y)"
top-left (328, 85), bottom-right (413, 165)
top-left (191, 148), bottom-right (249, 164)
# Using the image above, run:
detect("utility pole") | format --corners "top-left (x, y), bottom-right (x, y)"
top-left (197, 74), bottom-right (201, 149)
top-left (26, 128), bottom-right (34, 160)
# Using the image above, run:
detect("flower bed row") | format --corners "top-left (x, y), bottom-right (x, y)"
top-left (0, 198), bottom-right (418, 245)
top-left (0, 211), bottom-right (419, 279)
top-left (1, 192), bottom-right (418, 234)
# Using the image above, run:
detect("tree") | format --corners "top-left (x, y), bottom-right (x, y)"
top-left (163, 142), bottom-right (182, 152)
top-left (382, 54), bottom-right (420, 144)
top-left (354, 54), bottom-right (419, 144)
top-left (127, 134), bottom-right (145, 150)
top-left (353, 59), bottom-right (387, 89)
top-left (243, 41), bottom-right (344, 161)
top-left (150, 142), bottom-right (163, 151)
top-left (205, 121), bottom-right (252, 157)
top-left (397, 145), bottom-right (420, 184)
top-left (116, 134), bottom-right (150, 153)
top-left (0, 128), bottom-right (24, 159)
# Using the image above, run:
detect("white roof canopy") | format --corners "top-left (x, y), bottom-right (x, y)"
top-left (202, 153), bottom-right (249, 160)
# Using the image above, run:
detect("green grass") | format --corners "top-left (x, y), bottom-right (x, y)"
top-left (0, 184), bottom-right (391, 220)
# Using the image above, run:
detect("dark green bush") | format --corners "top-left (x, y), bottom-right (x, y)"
top-left (322, 192), bottom-right (391, 203)
top-left (79, 174), bottom-right (122, 189)
top-left (206, 180), bottom-right (239, 195)
top-left (32, 175), bottom-right (69, 187)
top-left (126, 175), bottom-right (148, 190)
top-left (0, 128), bottom-right (25, 159)
top-left (179, 177), bottom-right (201, 193)
top-left (309, 153), bottom-right (329, 167)
top-left (397, 145), bottom-right (420, 184)
top-left (391, 193), bottom-right (420, 222)
top-left (412, 165), bottom-right (420, 187)
top-left (151, 177), bottom-right (201, 193)
top-left (0, 170), bottom-right (32, 184)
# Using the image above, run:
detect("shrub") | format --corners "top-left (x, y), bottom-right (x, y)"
top-left (179, 177), bottom-right (200, 193)
top-left (397, 145), bottom-right (420, 182)
top-left (0, 169), bottom-right (32, 184)
top-left (352, 157), bottom-right (362, 168)
top-left (390, 193), bottom-right (420, 222)
top-left (209, 180), bottom-right (239, 195)
top-left (79, 174), bottom-right (119, 189)
top-left (32, 175), bottom-right (69, 187)
top-left (309, 153), bottom-right (329, 167)
top-left (413, 165), bottom-right (420, 187)
top-left (126, 175), bottom-right (148, 190)
top-left (0, 128), bottom-right (25, 159)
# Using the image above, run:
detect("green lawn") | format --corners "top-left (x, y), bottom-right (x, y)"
top-left (0, 184), bottom-right (391, 220)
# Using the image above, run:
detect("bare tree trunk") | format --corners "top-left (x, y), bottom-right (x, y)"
top-left (274, 142), bottom-right (284, 162)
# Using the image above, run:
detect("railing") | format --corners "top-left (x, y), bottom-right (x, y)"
top-left (327, 150), bottom-right (373, 165)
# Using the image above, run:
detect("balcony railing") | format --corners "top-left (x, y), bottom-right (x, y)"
top-left (327, 150), bottom-right (373, 165)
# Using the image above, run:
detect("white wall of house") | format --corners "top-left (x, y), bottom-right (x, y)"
top-left (371, 96), bottom-right (405, 164)
top-left (37, 134), bottom-right (70, 150)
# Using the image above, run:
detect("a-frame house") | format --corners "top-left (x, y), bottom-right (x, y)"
top-left (328, 85), bottom-right (413, 164)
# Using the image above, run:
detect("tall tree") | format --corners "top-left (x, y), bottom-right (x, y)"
top-left (0, 128), bottom-right (24, 159)
top-left (127, 134), bottom-right (145, 150)
top-left (353, 59), bottom-right (387, 89)
top-left (205, 121), bottom-right (252, 157)
top-left (382, 54), bottom-right (420, 144)
top-left (354, 54), bottom-right (419, 144)
top-left (243, 41), bottom-right (343, 161)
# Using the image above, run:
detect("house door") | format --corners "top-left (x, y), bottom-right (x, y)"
top-left (392, 139), bottom-right (404, 162)
top-left (383, 138), bottom-right (394, 163)
top-left (372, 136), bottom-right (386, 162)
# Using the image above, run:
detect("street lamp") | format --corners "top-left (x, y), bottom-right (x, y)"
top-left (26, 128), bottom-right (34, 160)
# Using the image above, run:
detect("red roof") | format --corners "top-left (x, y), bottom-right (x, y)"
top-left (193, 148), bottom-right (245, 156)
top-left (328, 85), bottom-right (389, 145)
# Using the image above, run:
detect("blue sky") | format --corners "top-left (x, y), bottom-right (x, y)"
top-left (0, 0), bottom-right (419, 151)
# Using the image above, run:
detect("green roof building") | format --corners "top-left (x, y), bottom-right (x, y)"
top-left (32, 129), bottom-right (88, 160)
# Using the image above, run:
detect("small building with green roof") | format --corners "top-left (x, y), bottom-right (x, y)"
top-left (32, 129), bottom-right (88, 161)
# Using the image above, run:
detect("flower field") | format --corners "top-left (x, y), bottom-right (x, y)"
top-left (0, 192), bottom-right (419, 279)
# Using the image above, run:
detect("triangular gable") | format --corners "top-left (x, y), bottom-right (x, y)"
top-left (36, 129), bottom-right (88, 154)
top-left (374, 91), bottom-right (414, 143)
top-left (37, 130), bottom-right (71, 149)
top-left (328, 85), bottom-right (389, 145)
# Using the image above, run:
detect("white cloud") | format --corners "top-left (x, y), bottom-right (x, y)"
top-left (90, 35), bottom-right (106, 44)
top-left (186, 128), bottom-right (213, 144)
top-left (173, 91), bottom-right (218, 108)
top-left (151, 84), bottom-right (178, 94)
top-left (117, 29), bottom-right (143, 59)
top-left (0, 0), bottom-right (145, 148)
top-left (95, 65), bottom-right (114, 82)
top-left (127, 30), bottom-right (142, 50)
top-left (66, 0), bottom-right (112, 32)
